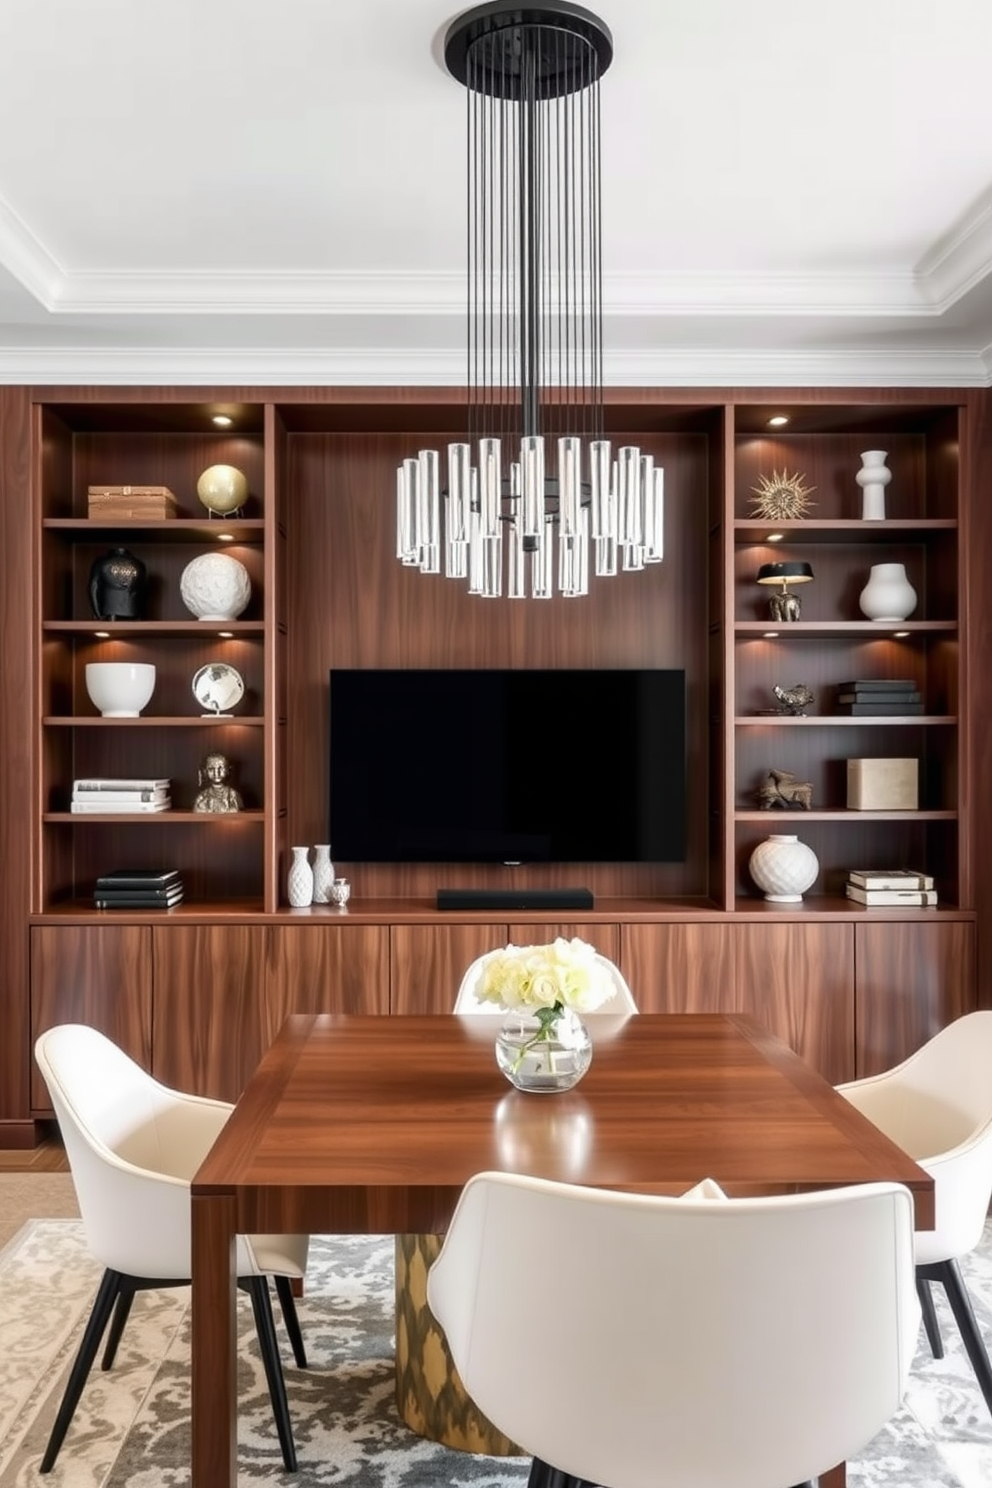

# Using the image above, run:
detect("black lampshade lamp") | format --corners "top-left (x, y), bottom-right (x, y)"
top-left (756, 561), bottom-right (814, 621)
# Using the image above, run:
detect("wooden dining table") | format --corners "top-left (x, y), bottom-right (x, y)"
top-left (191, 1012), bottom-right (934, 1488)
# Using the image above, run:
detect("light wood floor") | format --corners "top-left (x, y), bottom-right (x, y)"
top-left (0, 1136), bottom-right (69, 1172)
top-left (0, 1138), bottom-right (76, 1249)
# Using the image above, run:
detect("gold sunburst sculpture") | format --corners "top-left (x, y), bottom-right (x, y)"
top-left (749, 469), bottom-right (816, 521)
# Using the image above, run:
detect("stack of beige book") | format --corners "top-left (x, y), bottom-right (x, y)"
top-left (845, 870), bottom-right (937, 907)
top-left (71, 778), bottom-right (172, 813)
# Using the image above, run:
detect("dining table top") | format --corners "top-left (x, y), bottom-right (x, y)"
top-left (192, 1011), bottom-right (935, 1231)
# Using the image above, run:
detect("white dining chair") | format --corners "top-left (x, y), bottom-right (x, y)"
top-left (34, 1023), bottom-right (310, 1473)
top-left (427, 1170), bottom-right (919, 1488)
top-left (837, 1009), bottom-right (992, 1416)
top-left (453, 946), bottom-right (638, 1015)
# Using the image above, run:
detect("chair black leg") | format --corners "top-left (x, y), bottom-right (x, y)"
top-left (923, 1257), bottom-right (992, 1417)
top-left (526, 1459), bottom-right (602, 1488)
top-left (916, 1273), bottom-right (944, 1359)
top-left (245, 1276), bottom-right (298, 1472)
top-left (274, 1275), bottom-right (308, 1368)
top-left (101, 1282), bottom-right (137, 1370)
top-left (40, 1268), bottom-right (123, 1473)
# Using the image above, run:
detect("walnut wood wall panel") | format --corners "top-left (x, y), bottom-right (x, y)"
top-left (733, 923), bottom-right (855, 1085)
top-left (619, 923), bottom-right (737, 1014)
top-left (151, 924), bottom-right (389, 1099)
top-left (0, 389), bottom-right (32, 1135)
top-left (29, 925), bottom-right (153, 1111)
top-left (283, 430), bottom-right (711, 904)
top-left (854, 920), bottom-right (975, 1077)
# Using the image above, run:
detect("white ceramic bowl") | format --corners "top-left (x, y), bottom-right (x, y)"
top-left (85, 662), bottom-right (156, 718)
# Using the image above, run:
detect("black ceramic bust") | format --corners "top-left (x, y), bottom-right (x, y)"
top-left (88, 547), bottom-right (146, 620)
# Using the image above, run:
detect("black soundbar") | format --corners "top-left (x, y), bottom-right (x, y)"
top-left (437, 887), bottom-right (594, 911)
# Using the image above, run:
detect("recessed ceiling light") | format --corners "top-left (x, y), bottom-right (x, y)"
top-left (212, 414), bottom-right (233, 428)
top-left (767, 415), bottom-right (789, 428)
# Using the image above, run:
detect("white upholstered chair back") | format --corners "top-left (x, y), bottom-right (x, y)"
top-left (427, 1171), bottom-right (918, 1488)
top-left (836, 1010), bottom-right (992, 1263)
top-left (453, 947), bottom-right (638, 1015)
top-left (35, 1023), bottom-right (307, 1281)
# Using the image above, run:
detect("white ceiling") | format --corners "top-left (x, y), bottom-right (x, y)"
top-left (3, 0), bottom-right (992, 386)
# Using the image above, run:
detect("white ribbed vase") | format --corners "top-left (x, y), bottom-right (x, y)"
top-left (287, 846), bottom-right (313, 908)
top-left (749, 834), bottom-right (819, 903)
top-left (859, 562), bottom-right (917, 623)
top-left (311, 844), bottom-right (334, 904)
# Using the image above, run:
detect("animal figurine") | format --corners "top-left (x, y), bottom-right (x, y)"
top-left (757, 768), bottom-right (814, 811)
top-left (773, 683), bottom-right (814, 716)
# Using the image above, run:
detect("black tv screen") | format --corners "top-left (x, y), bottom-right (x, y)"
top-left (329, 669), bottom-right (686, 864)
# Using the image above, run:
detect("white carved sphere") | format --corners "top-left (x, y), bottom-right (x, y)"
top-left (196, 464), bottom-right (249, 515)
top-left (749, 834), bottom-right (819, 903)
top-left (180, 552), bottom-right (251, 621)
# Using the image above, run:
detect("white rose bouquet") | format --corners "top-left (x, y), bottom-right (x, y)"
top-left (479, 936), bottom-right (612, 1025)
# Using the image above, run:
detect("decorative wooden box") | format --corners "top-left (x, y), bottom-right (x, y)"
top-left (87, 485), bottom-right (178, 519)
top-left (846, 757), bottom-right (919, 811)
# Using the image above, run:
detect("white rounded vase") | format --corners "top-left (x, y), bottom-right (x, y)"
top-left (749, 834), bottom-right (819, 903)
top-left (858, 562), bottom-right (917, 623)
top-left (180, 552), bottom-right (251, 621)
top-left (311, 844), bottom-right (334, 903)
top-left (855, 449), bottom-right (891, 521)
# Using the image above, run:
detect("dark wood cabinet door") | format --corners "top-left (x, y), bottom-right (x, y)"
top-left (30, 925), bottom-right (153, 1112)
top-left (733, 923), bottom-right (855, 1084)
top-left (619, 923), bottom-right (736, 1014)
top-left (390, 924), bottom-right (508, 1013)
top-left (855, 920), bottom-right (975, 1077)
top-left (152, 924), bottom-right (390, 1100)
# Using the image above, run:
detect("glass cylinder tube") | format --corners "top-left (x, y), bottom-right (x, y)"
top-left (417, 450), bottom-right (441, 573)
top-left (448, 442), bottom-right (471, 543)
top-left (643, 465), bottom-right (664, 562)
top-left (400, 458), bottom-right (420, 564)
top-left (521, 435), bottom-right (545, 539)
top-left (480, 534), bottom-right (503, 597)
top-left (595, 534), bottom-right (617, 577)
top-left (507, 516), bottom-right (527, 599)
top-left (396, 463), bottom-right (414, 563)
top-left (559, 436), bottom-right (582, 537)
top-left (532, 520), bottom-right (554, 599)
top-left (589, 439), bottom-right (612, 539)
top-left (478, 438), bottom-right (502, 539)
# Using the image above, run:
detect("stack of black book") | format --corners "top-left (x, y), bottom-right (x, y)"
top-left (94, 868), bottom-right (184, 910)
top-left (835, 679), bottom-right (923, 716)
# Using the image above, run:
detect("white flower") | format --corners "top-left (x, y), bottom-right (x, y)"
top-left (477, 937), bottom-right (613, 1014)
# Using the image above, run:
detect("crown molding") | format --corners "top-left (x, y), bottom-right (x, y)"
top-left (915, 186), bottom-right (992, 310)
top-left (0, 195), bottom-right (64, 306)
top-left (0, 343), bottom-right (985, 387)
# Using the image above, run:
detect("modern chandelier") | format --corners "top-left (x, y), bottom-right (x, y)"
top-left (395, 1), bottom-right (664, 598)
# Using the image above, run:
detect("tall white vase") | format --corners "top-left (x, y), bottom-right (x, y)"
top-left (859, 562), bottom-right (917, 623)
top-left (855, 450), bottom-right (891, 521)
top-left (287, 846), bottom-right (314, 907)
top-left (312, 844), bottom-right (335, 903)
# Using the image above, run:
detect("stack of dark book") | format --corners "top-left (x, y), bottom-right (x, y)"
top-left (835, 680), bottom-right (923, 716)
top-left (94, 868), bottom-right (184, 910)
top-left (845, 869), bottom-right (937, 907)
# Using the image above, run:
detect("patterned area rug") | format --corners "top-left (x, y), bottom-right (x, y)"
top-left (0, 1219), bottom-right (990, 1487)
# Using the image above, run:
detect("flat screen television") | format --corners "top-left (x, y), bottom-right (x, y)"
top-left (329, 668), bottom-right (686, 864)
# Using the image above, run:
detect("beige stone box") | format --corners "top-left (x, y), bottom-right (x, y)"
top-left (846, 757), bottom-right (919, 811)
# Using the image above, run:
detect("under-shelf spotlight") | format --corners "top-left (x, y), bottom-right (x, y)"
top-left (767, 415), bottom-right (789, 428)
top-left (766, 533), bottom-right (784, 542)
top-left (216, 532), bottom-right (234, 542)
top-left (763, 631), bottom-right (780, 639)
top-left (893, 630), bottom-right (911, 638)
top-left (211, 414), bottom-right (233, 428)
top-left (217, 631), bottom-right (234, 639)
top-left (93, 630), bottom-right (110, 639)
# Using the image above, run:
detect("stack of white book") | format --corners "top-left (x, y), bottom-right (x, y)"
top-left (71, 778), bottom-right (172, 813)
top-left (845, 869), bottom-right (937, 907)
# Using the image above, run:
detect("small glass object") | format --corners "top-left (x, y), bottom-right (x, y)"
top-left (329, 877), bottom-right (351, 907)
top-left (495, 1006), bottom-right (592, 1093)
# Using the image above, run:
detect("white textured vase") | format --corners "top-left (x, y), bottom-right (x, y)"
top-left (855, 449), bottom-right (891, 521)
top-left (311, 844), bottom-right (334, 904)
top-left (287, 846), bottom-right (313, 908)
top-left (179, 552), bottom-right (251, 621)
top-left (749, 834), bottom-right (819, 903)
top-left (859, 562), bottom-right (917, 623)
